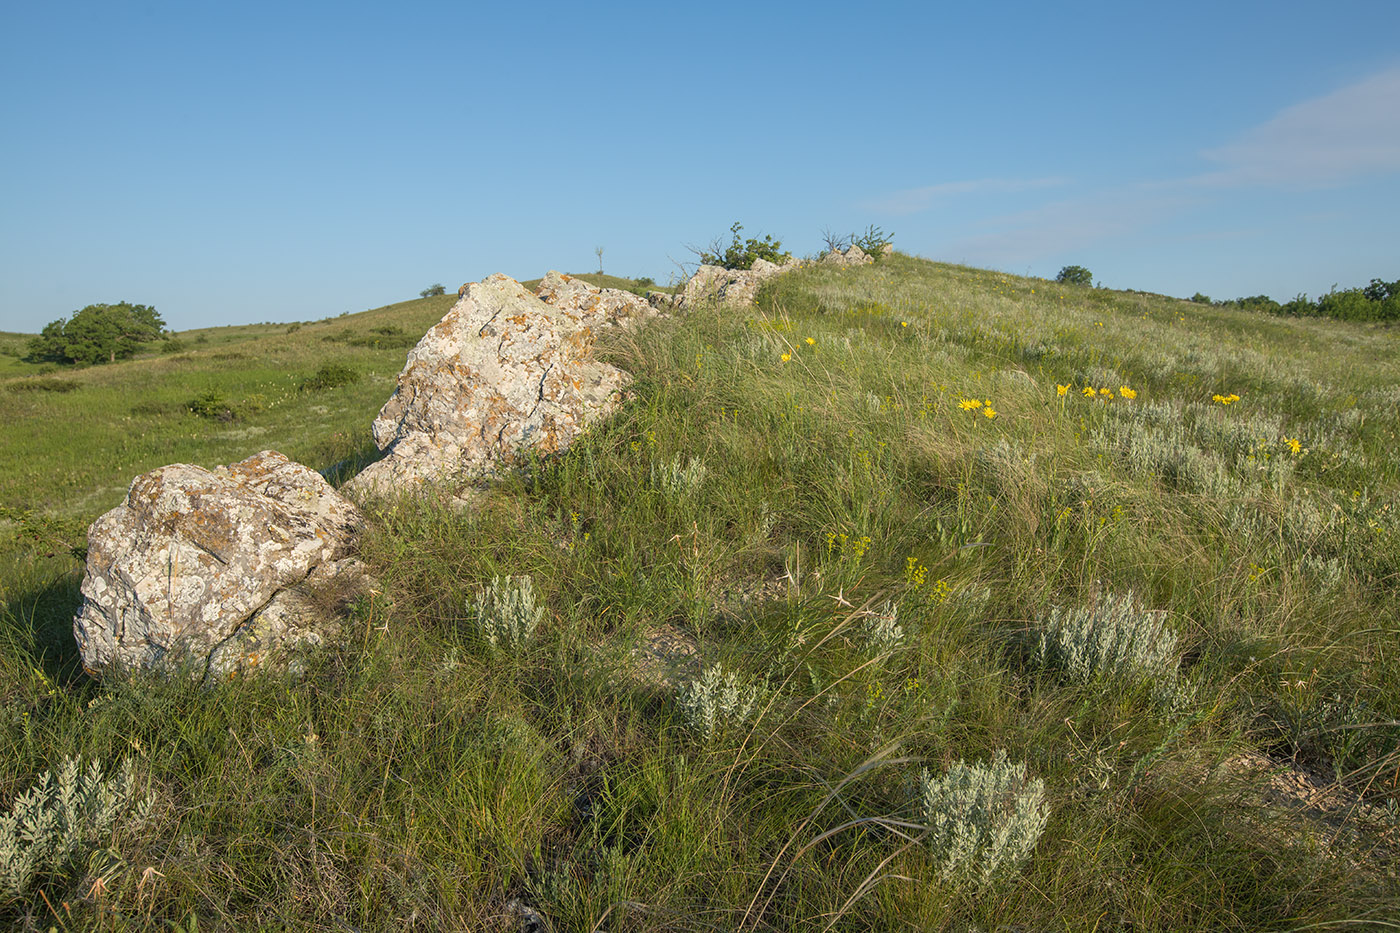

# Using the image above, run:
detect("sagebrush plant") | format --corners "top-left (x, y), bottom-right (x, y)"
top-left (918, 750), bottom-right (1049, 885)
top-left (860, 599), bottom-right (905, 655)
top-left (0, 755), bottom-right (153, 900)
top-left (650, 454), bottom-right (708, 498)
top-left (1034, 591), bottom-right (1186, 705)
top-left (471, 574), bottom-right (545, 650)
top-left (675, 662), bottom-right (762, 741)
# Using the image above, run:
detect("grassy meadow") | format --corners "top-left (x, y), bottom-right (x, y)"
top-left (1, 257), bottom-right (1398, 930)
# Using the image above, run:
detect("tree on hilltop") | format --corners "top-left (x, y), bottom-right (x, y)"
top-left (25, 302), bottom-right (167, 365)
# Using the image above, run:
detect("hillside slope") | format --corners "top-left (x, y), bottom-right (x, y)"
top-left (1, 256), bottom-right (1397, 929)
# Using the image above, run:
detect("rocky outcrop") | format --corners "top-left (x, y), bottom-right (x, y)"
top-left (73, 450), bottom-right (370, 679)
top-left (345, 273), bottom-right (631, 497)
top-left (532, 271), bottom-right (658, 327)
top-left (672, 256), bottom-right (804, 309)
top-left (822, 245), bottom-right (874, 266)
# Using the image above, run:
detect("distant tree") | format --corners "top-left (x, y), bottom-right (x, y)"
top-left (25, 302), bottom-right (166, 365)
top-left (1056, 265), bottom-right (1093, 287)
top-left (595, 246), bottom-right (605, 275)
top-left (420, 283), bottom-right (446, 298)
top-left (1190, 293), bottom-right (1212, 304)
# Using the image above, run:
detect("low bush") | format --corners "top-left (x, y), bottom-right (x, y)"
top-left (6, 378), bottom-right (79, 393)
top-left (0, 756), bottom-right (154, 901)
top-left (675, 662), bottom-right (762, 741)
top-left (698, 222), bottom-right (790, 270)
top-left (187, 389), bottom-right (235, 421)
top-left (917, 750), bottom-right (1049, 885)
top-left (471, 574), bottom-right (545, 651)
top-left (298, 362), bottom-right (360, 392)
top-left (1056, 265), bottom-right (1093, 286)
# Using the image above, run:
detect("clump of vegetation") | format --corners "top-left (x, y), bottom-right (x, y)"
top-left (5, 377), bottom-right (79, 393)
top-left (821, 224), bottom-right (893, 257)
top-left (1056, 265), bottom-right (1094, 286)
top-left (917, 751), bottom-right (1048, 885)
top-left (24, 302), bottom-right (166, 365)
top-left (471, 574), bottom-right (545, 651)
top-left (420, 284), bottom-right (447, 298)
top-left (298, 362), bottom-right (360, 392)
top-left (187, 388), bottom-right (235, 421)
top-left (344, 326), bottom-right (418, 350)
top-left (675, 662), bottom-right (762, 740)
top-left (1197, 275), bottom-right (1398, 322)
top-left (0, 756), bottom-right (154, 901)
top-left (698, 221), bottom-right (791, 270)
top-left (1033, 591), bottom-right (1184, 698)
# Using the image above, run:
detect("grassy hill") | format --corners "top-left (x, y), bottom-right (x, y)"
top-left (1, 257), bottom-right (1397, 929)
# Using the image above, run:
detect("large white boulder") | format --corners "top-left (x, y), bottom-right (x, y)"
top-left (74, 450), bottom-right (369, 679)
top-left (345, 273), bottom-right (631, 496)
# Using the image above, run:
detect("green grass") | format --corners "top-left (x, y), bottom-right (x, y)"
top-left (2, 257), bottom-right (1398, 929)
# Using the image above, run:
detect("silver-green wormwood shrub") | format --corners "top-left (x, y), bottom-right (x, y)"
top-left (676, 662), bottom-right (762, 741)
top-left (471, 574), bottom-right (545, 651)
top-left (1, 756), bottom-right (154, 900)
top-left (860, 599), bottom-right (905, 655)
top-left (918, 750), bottom-right (1048, 884)
top-left (650, 455), bottom-right (708, 499)
top-left (1034, 591), bottom-right (1188, 709)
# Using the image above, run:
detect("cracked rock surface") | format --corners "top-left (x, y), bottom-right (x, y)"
top-left (73, 450), bottom-right (368, 678)
top-left (345, 273), bottom-right (632, 497)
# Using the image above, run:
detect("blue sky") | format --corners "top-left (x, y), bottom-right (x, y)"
top-left (2, 0), bottom-right (1397, 332)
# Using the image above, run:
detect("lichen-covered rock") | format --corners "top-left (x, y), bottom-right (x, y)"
top-left (345, 273), bottom-right (631, 497)
top-left (675, 256), bottom-right (803, 309)
top-left (533, 271), bottom-right (658, 327)
top-left (74, 450), bottom-right (368, 678)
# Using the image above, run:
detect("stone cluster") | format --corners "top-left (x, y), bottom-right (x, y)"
top-left (73, 257), bottom-right (821, 677)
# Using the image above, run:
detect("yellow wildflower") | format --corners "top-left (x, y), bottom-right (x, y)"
top-left (1056, 384), bottom-right (1069, 396)
top-left (983, 407), bottom-right (997, 419)
top-left (780, 353), bottom-right (791, 362)
top-left (1212, 393), bottom-right (1240, 405)
top-left (805, 337), bottom-right (816, 346)
top-left (1119, 386), bottom-right (1136, 399)
top-left (1099, 387), bottom-right (1114, 398)
top-left (1285, 437), bottom-right (1302, 455)
top-left (901, 321), bottom-right (909, 327)
top-left (959, 398), bottom-right (983, 410)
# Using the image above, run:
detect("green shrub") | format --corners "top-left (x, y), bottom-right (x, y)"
top-left (1056, 265), bottom-right (1093, 287)
top-left (675, 662), bottom-right (762, 741)
top-left (298, 363), bottom-right (360, 392)
top-left (420, 283), bottom-right (446, 298)
top-left (917, 750), bottom-right (1048, 885)
top-left (187, 389), bottom-right (234, 421)
top-left (698, 222), bottom-right (791, 270)
top-left (1033, 591), bottom-right (1186, 708)
top-left (853, 224), bottom-right (893, 257)
top-left (0, 756), bottom-right (154, 901)
top-left (471, 574), bottom-right (545, 651)
top-left (6, 378), bottom-right (79, 393)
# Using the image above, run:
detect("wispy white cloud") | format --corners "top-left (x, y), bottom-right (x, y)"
top-left (1196, 67), bottom-right (1400, 187)
top-left (863, 176), bottom-right (1069, 215)
top-left (935, 189), bottom-right (1193, 267)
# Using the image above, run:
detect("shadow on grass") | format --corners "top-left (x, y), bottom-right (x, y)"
top-left (2, 567), bottom-right (85, 687)
top-left (319, 436), bottom-right (387, 488)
